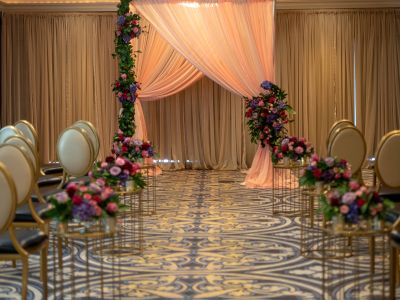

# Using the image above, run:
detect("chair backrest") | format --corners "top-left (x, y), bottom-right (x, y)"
top-left (0, 126), bottom-right (22, 144)
top-left (73, 120), bottom-right (100, 160)
top-left (0, 144), bottom-right (35, 206)
top-left (326, 120), bottom-right (354, 150)
top-left (0, 162), bottom-right (17, 234)
top-left (375, 130), bottom-right (400, 189)
top-left (14, 120), bottom-right (39, 153)
top-left (57, 126), bottom-right (94, 177)
top-left (328, 125), bottom-right (366, 175)
top-left (4, 135), bottom-right (40, 179)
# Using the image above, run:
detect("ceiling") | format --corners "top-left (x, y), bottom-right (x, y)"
top-left (0, 0), bottom-right (399, 12)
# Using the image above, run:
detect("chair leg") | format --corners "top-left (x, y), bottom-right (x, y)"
top-left (12, 260), bottom-right (16, 268)
top-left (41, 247), bottom-right (48, 299)
top-left (21, 258), bottom-right (29, 300)
top-left (390, 246), bottom-right (398, 300)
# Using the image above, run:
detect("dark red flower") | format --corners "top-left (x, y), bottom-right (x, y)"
top-left (72, 195), bottom-right (82, 205)
top-left (281, 144), bottom-right (289, 152)
top-left (105, 156), bottom-right (115, 163)
top-left (357, 198), bottom-right (366, 207)
top-left (66, 186), bottom-right (77, 197)
top-left (92, 195), bottom-right (101, 203)
top-left (268, 97), bottom-right (276, 104)
top-left (313, 169), bottom-right (322, 179)
top-left (330, 197), bottom-right (340, 206)
top-left (122, 146), bottom-right (128, 153)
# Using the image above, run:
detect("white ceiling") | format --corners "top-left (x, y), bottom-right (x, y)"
top-left (0, 0), bottom-right (399, 12)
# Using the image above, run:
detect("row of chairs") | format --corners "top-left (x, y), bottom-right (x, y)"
top-left (0, 120), bottom-right (101, 299)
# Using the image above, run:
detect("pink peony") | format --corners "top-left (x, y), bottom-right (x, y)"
top-left (349, 181), bottom-right (360, 191)
top-left (258, 100), bottom-right (265, 107)
top-left (109, 166), bottom-right (121, 176)
top-left (101, 162), bottom-right (108, 168)
top-left (121, 73), bottom-right (127, 80)
top-left (106, 202), bottom-right (118, 214)
top-left (115, 157), bottom-right (125, 166)
top-left (340, 205), bottom-right (350, 214)
top-left (124, 137), bottom-right (131, 143)
top-left (94, 205), bottom-right (102, 216)
top-left (295, 146), bottom-right (304, 154)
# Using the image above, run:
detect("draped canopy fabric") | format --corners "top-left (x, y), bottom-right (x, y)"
top-left (132, 12), bottom-right (203, 101)
top-left (134, 0), bottom-right (275, 98)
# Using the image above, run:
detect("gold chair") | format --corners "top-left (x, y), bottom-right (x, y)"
top-left (0, 152), bottom-right (48, 299)
top-left (326, 119), bottom-right (354, 150)
top-left (73, 120), bottom-right (100, 161)
top-left (328, 125), bottom-right (366, 183)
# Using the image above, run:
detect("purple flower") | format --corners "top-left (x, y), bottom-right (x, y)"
top-left (122, 34), bottom-right (131, 43)
top-left (55, 192), bottom-right (69, 204)
top-left (324, 157), bottom-right (335, 167)
top-left (72, 201), bottom-right (96, 221)
top-left (130, 84), bottom-right (137, 94)
top-left (109, 166), bottom-right (122, 176)
top-left (342, 192), bottom-right (356, 204)
top-left (261, 80), bottom-right (272, 90)
top-left (117, 16), bottom-right (125, 26)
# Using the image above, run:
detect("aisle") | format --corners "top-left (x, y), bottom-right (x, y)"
top-left (0, 170), bottom-right (378, 299)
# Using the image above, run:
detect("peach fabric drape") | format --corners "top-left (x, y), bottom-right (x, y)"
top-left (134, 0), bottom-right (275, 98)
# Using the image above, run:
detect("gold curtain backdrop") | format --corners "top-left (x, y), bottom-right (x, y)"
top-left (1, 9), bottom-right (400, 166)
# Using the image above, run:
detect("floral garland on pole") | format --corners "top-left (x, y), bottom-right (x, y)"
top-left (113, 0), bottom-right (141, 137)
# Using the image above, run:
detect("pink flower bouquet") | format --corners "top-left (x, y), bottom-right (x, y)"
top-left (271, 136), bottom-right (314, 164)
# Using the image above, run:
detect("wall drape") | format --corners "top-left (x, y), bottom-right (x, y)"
top-left (275, 10), bottom-right (355, 156)
top-left (1, 13), bottom-right (119, 162)
top-left (354, 10), bottom-right (400, 156)
top-left (141, 77), bottom-right (255, 170)
top-left (134, 0), bottom-right (275, 97)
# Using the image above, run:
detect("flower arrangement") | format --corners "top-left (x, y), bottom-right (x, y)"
top-left (113, 0), bottom-right (142, 138)
top-left (244, 81), bottom-right (294, 148)
top-left (90, 156), bottom-right (145, 189)
top-left (320, 181), bottom-right (394, 224)
top-left (112, 130), bottom-right (155, 162)
top-left (299, 154), bottom-right (351, 188)
top-left (271, 136), bottom-right (314, 164)
top-left (45, 180), bottom-right (123, 223)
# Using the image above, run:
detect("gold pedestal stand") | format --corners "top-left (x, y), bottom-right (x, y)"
top-left (321, 222), bottom-right (390, 299)
top-left (272, 162), bottom-right (304, 216)
top-left (141, 163), bottom-right (157, 216)
top-left (51, 220), bottom-right (121, 299)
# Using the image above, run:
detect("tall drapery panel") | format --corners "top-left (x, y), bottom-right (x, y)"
top-left (134, 0), bottom-right (275, 97)
top-left (141, 76), bottom-right (256, 170)
top-left (354, 10), bottom-right (400, 156)
top-left (1, 13), bottom-right (119, 162)
top-left (275, 10), bottom-right (355, 156)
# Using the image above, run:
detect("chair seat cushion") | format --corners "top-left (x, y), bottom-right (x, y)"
top-left (0, 230), bottom-right (47, 253)
top-left (41, 163), bottom-right (63, 175)
top-left (37, 175), bottom-right (62, 188)
top-left (14, 203), bottom-right (49, 222)
top-left (379, 186), bottom-right (400, 202)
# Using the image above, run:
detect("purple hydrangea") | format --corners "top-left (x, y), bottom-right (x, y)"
top-left (72, 202), bottom-right (96, 222)
top-left (117, 16), bottom-right (126, 26)
top-left (261, 80), bottom-right (272, 90)
top-left (122, 34), bottom-right (131, 44)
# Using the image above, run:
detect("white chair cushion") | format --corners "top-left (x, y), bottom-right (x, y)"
top-left (15, 121), bottom-right (38, 150)
top-left (0, 126), bottom-right (22, 144)
top-left (0, 164), bottom-right (16, 233)
top-left (74, 121), bottom-right (100, 160)
top-left (57, 127), bottom-right (93, 176)
top-left (0, 145), bottom-right (34, 205)
top-left (4, 136), bottom-right (39, 178)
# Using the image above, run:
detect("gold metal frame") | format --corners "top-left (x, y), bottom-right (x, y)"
top-left (56, 126), bottom-right (95, 187)
top-left (0, 163), bottom-right (48, 300)
top-left (14, 120), bottom-right (40, 154)
top-left (328, 124), bottom-right (367, 176)
top-left (375, 130), bottom-right (400, 189)
top-left (73, 120), bottom-right (100, 161)
top-left (326, 119), bottom-right (354, 150)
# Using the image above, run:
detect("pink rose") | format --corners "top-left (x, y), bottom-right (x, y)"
top-left (133, 27), bottom-right (139, 33)
top-left (96, 178), bottom-right (105, 186)
top-left (142, 150), bottom-right (149, 158)
top-left (83, 193), bottom-right (92, 200)
top-left (278, 153), bottom-right (283, 159)
top-left (101, 162), bottom-right (108, 168)
top-left (349, 181), bottom-right (360, 191)
top-left (94, 205), bottom-right (102, 216)
top-left (79, 186), bottom-right (88, 192)
top-left (294, 146), bottom-right (304, 154)
top-left (340, 205), bottom-right (350, 214)
top-left (117, 92), bottom-right (123, 97)
top-left (343, 170), bottom-right (351, 179)
top-left (258, 101), bottom-right (265, 107)
top-left (115, 157), bottom-right (125, 166)
top-left (106, 202), bottom-right (118, 214)
top-left (311, 154), bottom-right (319, 162)
top-left (109, 166), bottom-right (121, 176)
top-left (121, 73), bottom-right (127, 80)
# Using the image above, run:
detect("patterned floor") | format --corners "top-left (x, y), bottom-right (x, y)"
top-left (0, 170), bottom-right (394, 299)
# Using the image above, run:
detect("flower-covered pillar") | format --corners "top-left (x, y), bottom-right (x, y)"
top-left (113, 0), bottom-right (141, 137)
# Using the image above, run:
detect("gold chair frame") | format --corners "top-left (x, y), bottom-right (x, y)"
top-left (326, 119), bottom-right (354, 150)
